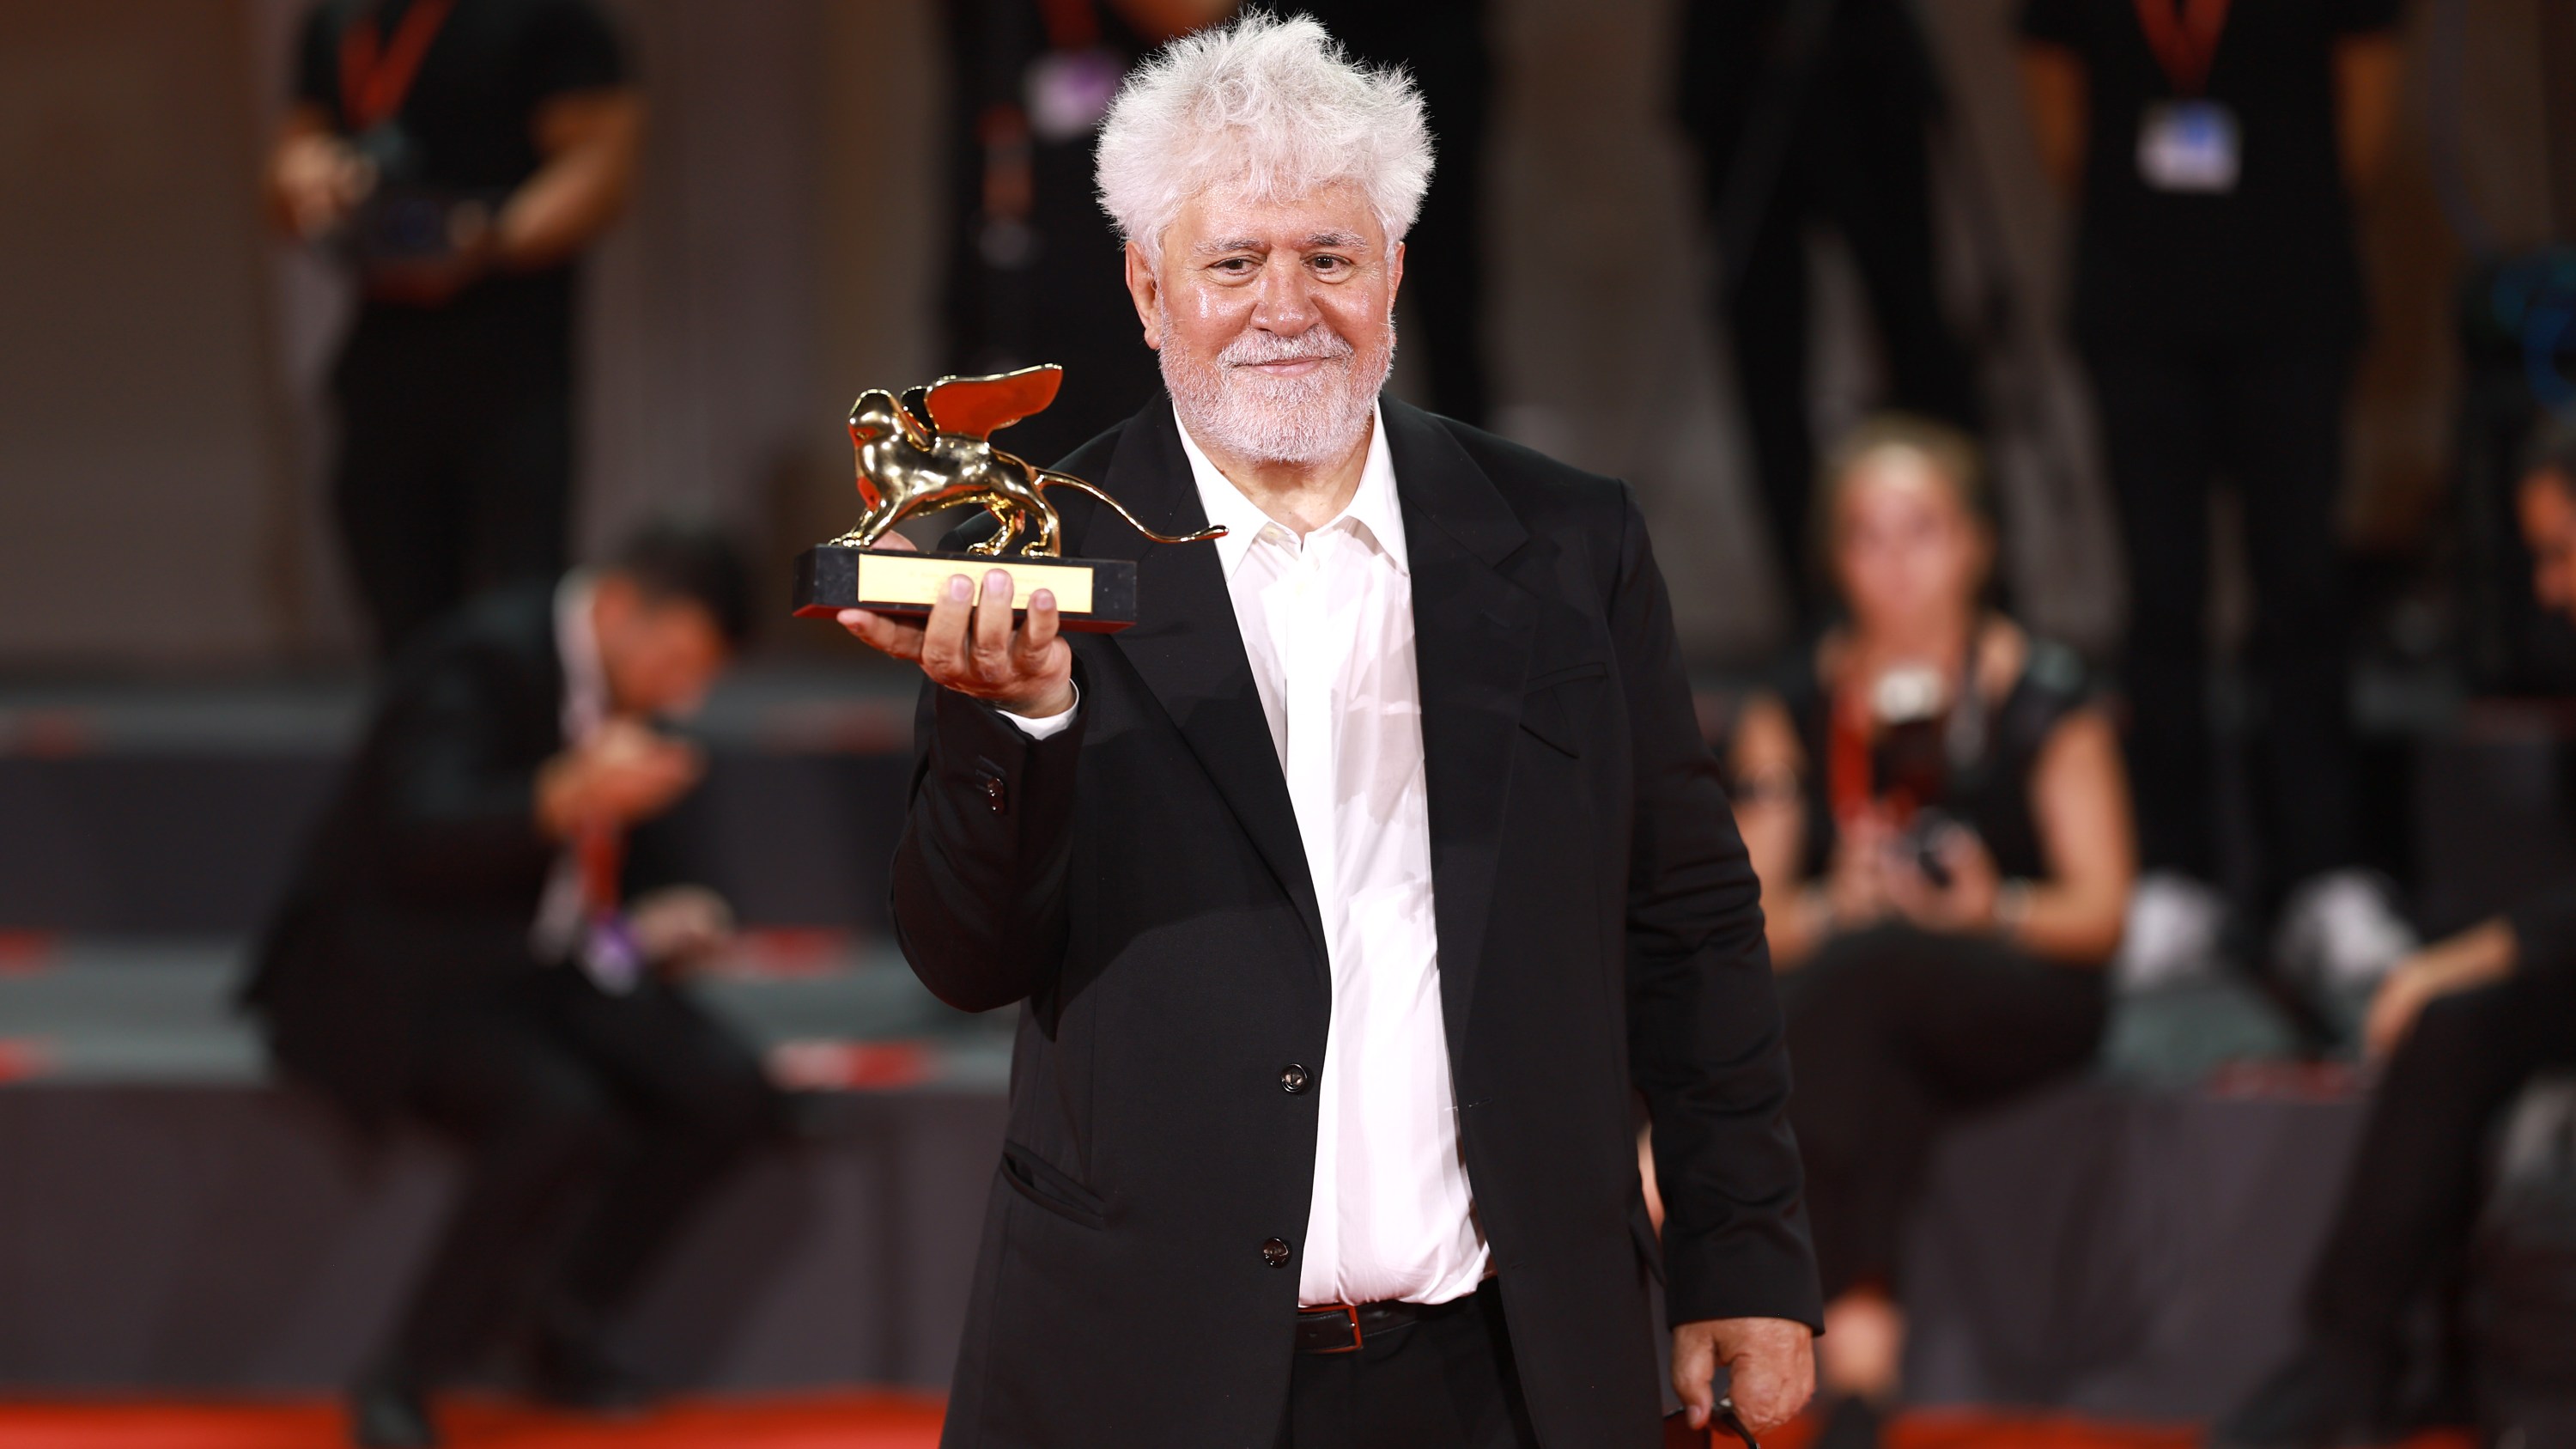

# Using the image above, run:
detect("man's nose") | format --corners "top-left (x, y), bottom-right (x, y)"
top-left (1249, 257), bottom-right (1321, 332)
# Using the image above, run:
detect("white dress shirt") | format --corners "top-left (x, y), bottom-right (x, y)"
top-left (1007, 406), bottom-right (1486, 1306)
top-left (530, 570), bottom-right (641, 994)
top-left (1180, 410), bottom-right (1486, 1306)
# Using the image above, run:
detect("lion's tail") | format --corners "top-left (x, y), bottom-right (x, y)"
top-left (1036, 470), bottom-right (1228, 546)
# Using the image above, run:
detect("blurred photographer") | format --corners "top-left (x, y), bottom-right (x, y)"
top-left (1725, 417), bottom-right (2136, 1448)
top-left (267, 0), bottom-right (641, 658)
top-left (243, 522), bottom-right (778, 1449)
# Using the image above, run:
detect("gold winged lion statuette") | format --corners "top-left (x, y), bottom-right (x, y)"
top-left (832, 364), bottom-right (1224, 557)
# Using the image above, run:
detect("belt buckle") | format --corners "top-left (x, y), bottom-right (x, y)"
top-left (1306, 1301), bottom-right (1362, 1355)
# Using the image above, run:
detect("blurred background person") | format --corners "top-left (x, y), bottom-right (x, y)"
top-left (268, 0), bottom-right (641, 660)
top-left (939, 0), bottom-right (1233, 466)
top-left (2017, 0), bottom-right (2409, 992)
top-left (1725, 417), bottom-right (2135, 1449)
top-left (241, 522), bottom-right (780, 1449)
top-left (1676, 0), bottom-right (1984, 630)
top-left (2212, 428), bottom-right (2576, 1449)
top-left (1299, 0), bottom-right (1493, 427)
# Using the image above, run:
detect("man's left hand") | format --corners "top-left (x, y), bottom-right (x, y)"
top-left (629, 885), bottom-right (735, 971)
top-left (1672, 1316), bottom-right (1814, 1435)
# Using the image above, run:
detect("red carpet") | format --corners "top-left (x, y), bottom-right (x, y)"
top-left (0, 1398), bottom-right (2479, 1449)
top-left (1769, 1416), bottom-right (2470, 1449)
top-left (0, 1392), bottom-right (946, 1448)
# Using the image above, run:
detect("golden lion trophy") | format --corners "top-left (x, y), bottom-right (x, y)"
top-left (791, 364), bottom-right (1223, 632)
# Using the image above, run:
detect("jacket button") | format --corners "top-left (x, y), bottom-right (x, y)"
top-left (1261, 1237), bottom-right (1292, 1268)
top-left (1279, 1063), bottom-right (1309, 1094)
top-left (981, 776), bottom-right (1007, 813)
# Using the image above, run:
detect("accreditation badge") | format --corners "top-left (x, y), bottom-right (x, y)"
top-left (1024, 47), bottom-right (1123, 143)
top-left (2136, 100), bottom-right (2240, 193)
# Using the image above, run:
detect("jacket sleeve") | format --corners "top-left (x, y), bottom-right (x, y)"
top-left (376, 648), bottom-right (558, 898)
top-left (889, 669), bottom-right (1088, 1013)
top-left (1609, 484), bottom-right (1826, 1331)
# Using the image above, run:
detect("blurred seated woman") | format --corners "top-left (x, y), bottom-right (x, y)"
top-left (1729, 417), bottom-right (2135, 1445)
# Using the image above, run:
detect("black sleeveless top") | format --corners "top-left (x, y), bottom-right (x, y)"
top-left (1777, 632), bottom-right (2097, 883)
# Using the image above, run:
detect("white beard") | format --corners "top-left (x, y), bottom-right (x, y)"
top-left (1158, 305), bottom-right (1394, 465)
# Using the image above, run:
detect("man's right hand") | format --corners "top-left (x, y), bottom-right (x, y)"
top-left (535, 717), bottom-right (704, 839)
top-left (837, 551), bottom-right (1075, 721)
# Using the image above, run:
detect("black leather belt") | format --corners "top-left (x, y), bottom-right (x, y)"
top-left (1292, 1294), bottom-right (1477, 1355)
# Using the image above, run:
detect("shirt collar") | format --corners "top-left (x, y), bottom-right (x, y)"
top-left (555, 569), bottom-right (608, 742)
top-left (1174, 400), bottom-right (1409, 579)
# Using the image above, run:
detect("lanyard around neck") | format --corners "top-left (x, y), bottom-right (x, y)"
top-left (339, 0), bottom-right (458, 131)
top-left (2131, 0), bottom-right (2232, 95)
top-left (1037, 0), bottom-right (1100, 51)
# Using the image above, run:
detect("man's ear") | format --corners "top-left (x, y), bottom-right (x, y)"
top-left (1124, 241), bottom-right (1163, 350)
top-left (1386, 237), bottom-right (1405, 314)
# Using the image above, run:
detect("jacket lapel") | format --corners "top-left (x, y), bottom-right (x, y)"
top-left (1382, 400), bottom-right (1535, 1060)
top-left (1086, 399), bottom-right (1329, 971)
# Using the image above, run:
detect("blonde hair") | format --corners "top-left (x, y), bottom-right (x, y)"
top-left (1813, 413), bottom-right (1991, 565)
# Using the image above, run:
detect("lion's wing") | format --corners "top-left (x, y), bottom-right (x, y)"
top-left (923, 365), bottom-right (1063, 441)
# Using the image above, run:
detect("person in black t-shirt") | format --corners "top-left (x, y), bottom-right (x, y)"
top-left (940, 0), bottom-right (1235, 469)
top-left (2016, 0), bottom-right (2407, 990)
top-left (268, 0), bottom-right (640, 660)
top-left (2208, 428), bottom-right (2576, 1448)
top-left (1294, 0), bottom-right (1493, 428)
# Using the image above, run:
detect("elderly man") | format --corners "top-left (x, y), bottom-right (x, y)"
top-left (841, 16), bottom-right (1820, 1447)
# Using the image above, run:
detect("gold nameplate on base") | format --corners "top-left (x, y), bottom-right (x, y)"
top-left (790, 363), bottom-right (1221, 636)
top-left (792, 545), bottom-right (1136, 632)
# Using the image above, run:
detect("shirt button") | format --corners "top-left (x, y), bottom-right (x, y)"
top-left (1261, 1237), bottom-right (1292, 1268)
top-left (1279, 1063), bottom-right (1310, 1094)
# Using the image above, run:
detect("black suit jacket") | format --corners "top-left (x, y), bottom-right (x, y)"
top-left (896, 397), bottom-right (1821, 1448)
top-left (243, 582), bottom-right (693, 1117)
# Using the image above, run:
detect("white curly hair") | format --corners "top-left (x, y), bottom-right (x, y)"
top-left (1094, 12), bottom-right (1435, 267)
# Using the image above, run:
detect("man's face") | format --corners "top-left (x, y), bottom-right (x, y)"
top-left (595, 578), bottom-right (729, 717)
top-left (1125, 180), bottom-right (1402, 465)
top-left (2521, 470), bottom-right (2576, 624)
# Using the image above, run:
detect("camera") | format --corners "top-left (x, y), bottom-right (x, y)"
top-left (1862, 665), bottom-right (1973, 889)
top-left (334, 122), bottom-right (495, 273)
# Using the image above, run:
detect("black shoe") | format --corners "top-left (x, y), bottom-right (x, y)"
top-left (348, 1372), bottom-right (438, 1449)
top-left (1811, 1394), bottom-right (1884, 1449)
top-left (530, 1324), bottom-right (655, 1416)
top-left (2209, 1339), bottom-right (2388, 1448)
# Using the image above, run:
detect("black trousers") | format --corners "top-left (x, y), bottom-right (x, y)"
top-left (331, 301), bottom-right (575, 660)
top-left (2081, 338), bottom-right (2357, 891)
top-left (1782, 927), bottom-right (2107, 1301)
top-left (2305, 965), bottom-right (2576, 1349)
top-left (383, 968), bottom-right (781, 1380)
top-left (1276, 1282), bottom-right (1541, 1449)
top-left (1712, 101), bottom-right (1981, 618)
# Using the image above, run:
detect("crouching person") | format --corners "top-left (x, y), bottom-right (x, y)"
top-left (243, 521), bottom-right (782, 1448)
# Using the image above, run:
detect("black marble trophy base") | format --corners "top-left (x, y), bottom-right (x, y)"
top-left (792, 545), bottom-right (1139, 633)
